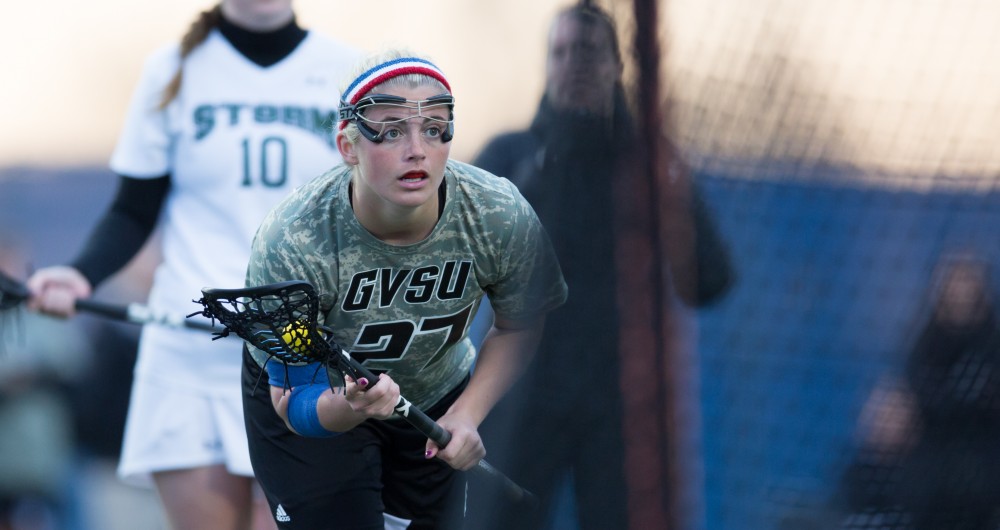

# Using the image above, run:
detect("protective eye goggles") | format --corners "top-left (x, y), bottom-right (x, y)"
top-left (338, 94), bottom-right (455, 144)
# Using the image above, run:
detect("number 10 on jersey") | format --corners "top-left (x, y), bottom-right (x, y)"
top-left (242, 136), bottom-right (288, 188)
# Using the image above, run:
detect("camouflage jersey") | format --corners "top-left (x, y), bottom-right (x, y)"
top-left (246, 159), bottom-right (567, 411)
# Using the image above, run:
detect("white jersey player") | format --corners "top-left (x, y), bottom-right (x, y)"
top-left (25, 2), bottom-right (360, 529)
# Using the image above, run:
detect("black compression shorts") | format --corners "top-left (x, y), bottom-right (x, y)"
top-left (242, 346), bottom-right (469, 530)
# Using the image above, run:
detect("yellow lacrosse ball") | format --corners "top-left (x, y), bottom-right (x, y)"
top-left (281, 323), bottom-right (312, 354)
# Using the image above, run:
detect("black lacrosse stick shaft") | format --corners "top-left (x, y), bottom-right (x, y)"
top-left (79, 299), bottom-right (218, 331)
top-left (324, 336), bottom-right (452, 446)
top-left (0, 267), bottom-right (215, 331)
top-left (330, 338), bottom-right (536, 507)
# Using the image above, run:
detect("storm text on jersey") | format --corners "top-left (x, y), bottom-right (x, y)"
top-left (193, 103), bottom-right (338, 146)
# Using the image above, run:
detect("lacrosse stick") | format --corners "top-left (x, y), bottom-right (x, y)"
top-left (193, 279), bottom-right (538, 509)
top-left (0, 268), bottom-right (217, 332)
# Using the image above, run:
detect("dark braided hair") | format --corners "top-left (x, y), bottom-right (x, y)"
top-left (158, 4), bottom-right (223, 109)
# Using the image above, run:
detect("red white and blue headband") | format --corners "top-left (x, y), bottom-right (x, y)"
top-left (342, 57), bottom-right (451, 106)
top-left (338, 57), bottom-right (452, 131)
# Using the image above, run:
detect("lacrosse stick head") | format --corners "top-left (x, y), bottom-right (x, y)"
top-left (193, 280), bottom-right (336, 366)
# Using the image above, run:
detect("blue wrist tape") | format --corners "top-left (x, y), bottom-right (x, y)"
top-left (266, 360), bottom-right (329, 389)
top-left (287, 384), bottom-right (340, 438)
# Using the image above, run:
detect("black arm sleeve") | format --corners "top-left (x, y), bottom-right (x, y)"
top-left (70, 174), bottom-right (170, 287)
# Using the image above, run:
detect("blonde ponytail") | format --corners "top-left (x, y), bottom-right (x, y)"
top-left (158, 4), bottom-right (222, 109)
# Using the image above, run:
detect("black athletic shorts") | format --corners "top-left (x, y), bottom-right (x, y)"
top-left (242, 346), bottom-right (469, 530)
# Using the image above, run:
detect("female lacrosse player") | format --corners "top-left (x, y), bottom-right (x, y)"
top-left (25, 2), bottom-right (359, 529)
top-left (240, 50), bottom-right (567, 529)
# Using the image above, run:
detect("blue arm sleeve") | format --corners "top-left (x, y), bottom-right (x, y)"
top-left (265, 360), bottom-right (327, 388)
top-left (265, 360), bottom-right (340, 438)
top-left (287, 384), bottom-right (340, 438)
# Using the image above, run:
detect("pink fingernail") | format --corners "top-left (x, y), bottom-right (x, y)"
top-left (359, 377), bottom-right (369, 387)
top-left (425, 450), bottom-right (433, 458)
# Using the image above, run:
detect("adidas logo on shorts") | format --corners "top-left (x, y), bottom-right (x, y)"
top-left (275, 504), bottom-right (291, 523)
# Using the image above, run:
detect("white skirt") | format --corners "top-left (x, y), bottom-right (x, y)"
top-left (117, 371), bottom-right (254, 487)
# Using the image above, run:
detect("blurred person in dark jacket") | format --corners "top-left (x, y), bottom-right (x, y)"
top-left (466, 3), bottom-right (734, 528)
top-left (838, 250), bottom-right (1000, 530)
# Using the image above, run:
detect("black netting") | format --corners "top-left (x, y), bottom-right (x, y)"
top-left (194, 280), bottom-right (328, 366)
top-left (633, 0), bottom-right (1000, 528)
